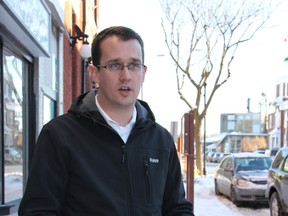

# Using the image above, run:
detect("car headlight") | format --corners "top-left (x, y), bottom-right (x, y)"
top-left (236, 178), bottom-right (249, 187)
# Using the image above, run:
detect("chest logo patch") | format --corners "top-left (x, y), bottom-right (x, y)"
top-left (149, 158), bottom-right (159, 163)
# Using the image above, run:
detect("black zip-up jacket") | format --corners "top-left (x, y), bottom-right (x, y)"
top-left (19, 91), bottom-right (194, 215)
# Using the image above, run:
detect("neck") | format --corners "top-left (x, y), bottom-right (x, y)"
top-left (107, 107), bottom-right (134, 126)
top-left (96, 96), bottom-right (135, 126)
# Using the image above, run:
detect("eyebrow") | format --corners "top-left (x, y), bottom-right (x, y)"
top-left (105, 58), bottom-right (141, 64)
top-left (105, 58), bottom-right (121, 64)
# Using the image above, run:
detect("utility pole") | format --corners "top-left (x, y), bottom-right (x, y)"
top-left (203, 82), bottom-right (207, 176)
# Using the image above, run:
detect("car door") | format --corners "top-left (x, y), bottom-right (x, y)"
top-left (281, 156), bottom-right (288, 209)
top-left (217, 157), bottom-right (233, 196)
top-left (216, 157), bottom-right (227, 194)
top-left (222, 157), bottom-right (234, 196)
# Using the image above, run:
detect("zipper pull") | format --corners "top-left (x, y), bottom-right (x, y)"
top-left (122, 145), bottom-right (126, 164)
top-left (144, 158), bottom-right (149, 175)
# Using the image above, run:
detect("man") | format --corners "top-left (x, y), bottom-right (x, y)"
top-left (19, 26), bottom-right (193, 215)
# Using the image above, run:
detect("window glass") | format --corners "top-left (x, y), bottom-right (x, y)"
top-left (227, 115), bottom-right (235, 120)
top-left (227, 121), bottom-right (235, 130)
top-left (43, 95), bottom-right (56, 124)
top-left (3, 48), bottom-right (27, 202)
top-left (283, 157), bottom-right (288, 172)
top-left (272, 149), bottom-right (288, 169)
top-left (220, 157), bottom-right (229, 168)
top-left (226, 158), bottom-right (232, 169)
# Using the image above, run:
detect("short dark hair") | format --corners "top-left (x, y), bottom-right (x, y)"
top-left (91, 26), bottom-right (145, 66)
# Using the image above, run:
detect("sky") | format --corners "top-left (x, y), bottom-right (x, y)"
top-left (98, 0), bottom-right (288, 136)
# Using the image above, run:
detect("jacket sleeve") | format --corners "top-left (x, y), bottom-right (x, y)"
top-left (18, 123), bottom-right (69, 216)
top-left (162, 142), bottom-right (194, 216)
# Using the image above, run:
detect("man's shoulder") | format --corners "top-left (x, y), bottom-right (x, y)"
top-left (43, 112), bottom-right (74, 128)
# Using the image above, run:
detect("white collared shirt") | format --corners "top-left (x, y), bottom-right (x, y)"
top-left (95, 95), bottom-right (137, 143)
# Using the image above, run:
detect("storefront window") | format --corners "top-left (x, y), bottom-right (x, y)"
top-left (3, 48), bottom-right (27, 202)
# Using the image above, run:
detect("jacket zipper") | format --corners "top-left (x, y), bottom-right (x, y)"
top-left (122, 145), bottom-right (133, 215)
top-left (144, 158), bottom-right (152, 203)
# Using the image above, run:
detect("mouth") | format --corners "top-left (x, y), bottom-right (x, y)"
top-left (119, 86), bottom-right (131, 92)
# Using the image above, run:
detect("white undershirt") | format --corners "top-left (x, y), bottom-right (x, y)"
top-left (95, 95), bottom-right (137, 143)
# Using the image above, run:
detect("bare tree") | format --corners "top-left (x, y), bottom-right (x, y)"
top-left (159, 0), bottom-right (279, 175)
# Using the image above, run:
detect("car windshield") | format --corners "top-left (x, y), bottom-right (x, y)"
top-left (235, 157), bottom-right (272, 171)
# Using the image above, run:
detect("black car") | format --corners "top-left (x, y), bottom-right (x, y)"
top-left (265, 146), bottom-right (288, 216)
top-left (214, 152), bottom-right (272, 206)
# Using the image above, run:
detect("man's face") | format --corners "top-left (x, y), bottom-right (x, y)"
top-left (93, 36), bottom-right (146, 112)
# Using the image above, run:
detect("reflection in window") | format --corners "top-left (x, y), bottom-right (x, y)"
top-left (43, 95), bottom-right (56, 124)
top-left (3, 49), bottom-right (25, 202)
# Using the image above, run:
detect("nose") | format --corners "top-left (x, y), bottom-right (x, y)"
top-left (119, 67), bottom-right (131, 80)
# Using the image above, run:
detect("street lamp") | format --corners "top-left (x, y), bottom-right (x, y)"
top-left (70, 25), bottom-right (91, 94)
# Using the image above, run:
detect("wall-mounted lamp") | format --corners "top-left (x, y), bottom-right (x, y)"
top-left (70, 25), bottom-right (91, 59)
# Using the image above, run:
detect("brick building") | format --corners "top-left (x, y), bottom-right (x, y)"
top-left (0, 0), bottom-right (98, 214)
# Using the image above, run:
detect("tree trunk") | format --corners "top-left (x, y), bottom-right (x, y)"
top-left (194, 111), bottom-right (203, 175)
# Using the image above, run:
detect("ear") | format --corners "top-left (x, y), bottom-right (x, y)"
top-left (141, 65), bottom-right (147, 84)
top-left (88, 65), bottom-right (99, 84)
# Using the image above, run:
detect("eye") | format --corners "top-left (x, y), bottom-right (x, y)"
top-left (107, 63), bottom-right (122, 70)
top-left (128, 63), bottom-right (140, 70)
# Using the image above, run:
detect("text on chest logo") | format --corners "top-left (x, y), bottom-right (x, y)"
top-left (149, 158), bottom-right (159, 163)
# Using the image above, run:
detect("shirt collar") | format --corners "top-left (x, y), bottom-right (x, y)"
top-left (95, 95), bottom-right (137, 142)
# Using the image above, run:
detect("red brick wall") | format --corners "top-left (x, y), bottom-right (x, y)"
top-left (63, 1), bottom-right (83, 113)
top-left (63, 0), bottom-right (96, 113)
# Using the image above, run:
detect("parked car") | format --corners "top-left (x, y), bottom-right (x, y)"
top-left (217, 153), bottom-right (231, 163)
top-left (4, 147), bottom-right (22, 164)
top-left (265, 146), bottom-right (288, 216)
top-left (253, 149), bottom-right (266, 154)
top-left (206, 152), bottom-right (216, 162)
top-left (211, 152), bottom-right (222, 163)
top-left (265, 148), bottom-right (279, 159)
top-left (214, 152), bottom-right (272, 206)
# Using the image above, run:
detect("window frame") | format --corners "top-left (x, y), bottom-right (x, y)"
top-left (0, 34), bottom-right (35, 215)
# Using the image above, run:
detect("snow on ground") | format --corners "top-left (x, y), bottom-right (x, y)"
top-left (194, 174), bottom-right (270, 216)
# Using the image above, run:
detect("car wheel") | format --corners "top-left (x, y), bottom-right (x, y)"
top-left (230, 187), bottom-right (241, 207)
top-left (270, 192), bottom-right (285, 216)
top-left (214, 180), bottom-right (220, 195)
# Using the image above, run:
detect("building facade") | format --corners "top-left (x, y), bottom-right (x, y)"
top-left (0, 0), bottom-right (98, 214)
top-left (267, 58), bottom-right (288, 149)
top-left (220, 112), bottom-right (264, 134)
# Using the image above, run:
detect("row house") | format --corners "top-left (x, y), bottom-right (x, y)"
top-left (267, 57), bottom-right (288, 149)
top-left (211, 57), bottom-right (288, 154)
top-left (0, 0), bottom-right (98, 214)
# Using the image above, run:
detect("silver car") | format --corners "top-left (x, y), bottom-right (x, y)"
top-left (214, 152), bottom-right (272, 206)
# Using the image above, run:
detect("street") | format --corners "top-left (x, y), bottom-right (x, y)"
top-left (205, 161), bottom-right (218, 175)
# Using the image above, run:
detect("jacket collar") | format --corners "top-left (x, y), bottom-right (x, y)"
top-left (68, 90), bottom-right (156, 124)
